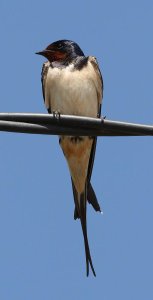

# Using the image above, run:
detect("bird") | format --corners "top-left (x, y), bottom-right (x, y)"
top-left (36, 39), bottom-right (103, 276)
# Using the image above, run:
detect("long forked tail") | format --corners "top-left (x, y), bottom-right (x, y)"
top-left (79, 185), bottom-right (96, 277)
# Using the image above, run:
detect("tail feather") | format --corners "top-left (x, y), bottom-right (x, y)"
top-left (80, 185), bottom-right (96, 277)
top-left (73, 180), bottom-right (101, 220)
top-left (87, 182), bottom-right (101, 213)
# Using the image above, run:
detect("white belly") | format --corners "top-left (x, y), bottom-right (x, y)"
top-left (45, 63), bottom-right (98, 118)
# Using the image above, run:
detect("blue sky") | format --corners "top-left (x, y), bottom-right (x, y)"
top-left (0, 0), bottom-right (153, 299)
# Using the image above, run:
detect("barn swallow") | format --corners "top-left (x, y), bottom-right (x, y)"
top-left (36, 40), bottom-right (103, 276)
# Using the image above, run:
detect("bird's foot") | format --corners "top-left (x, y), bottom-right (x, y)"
top-left (53, 110), bottom-right (61, 120)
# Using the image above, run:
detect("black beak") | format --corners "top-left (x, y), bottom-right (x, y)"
top-left (35, 49), bottom-right (54, 55)
top-left (35, 51), bottom-right (45, 56)
top-left (35, 49), bottom-right (55, 60)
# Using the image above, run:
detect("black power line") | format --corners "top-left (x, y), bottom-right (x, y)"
top-left (0, 113), bottom-right (153, 136)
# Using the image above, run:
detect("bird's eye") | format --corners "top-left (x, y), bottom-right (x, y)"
top-left (57, 44), bottom-right (63, 49)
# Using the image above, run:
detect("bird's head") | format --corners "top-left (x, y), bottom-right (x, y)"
top-left (36, 40), bottom-right (84, 63)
